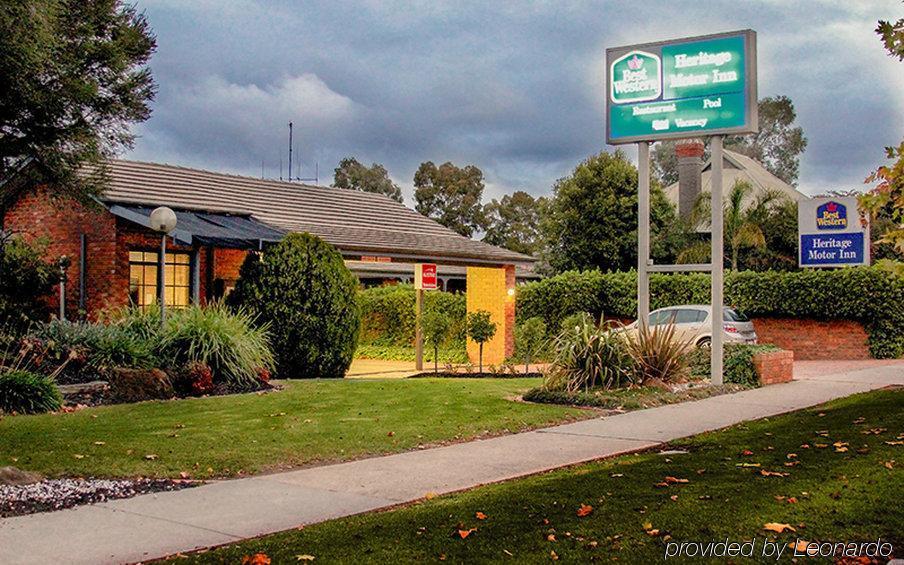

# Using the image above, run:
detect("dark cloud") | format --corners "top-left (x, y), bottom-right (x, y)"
top-left (130, 1), bottom-right (903, 201)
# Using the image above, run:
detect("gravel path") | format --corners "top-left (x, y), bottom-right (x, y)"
top-left (0, 478), bottom-right (196, 517)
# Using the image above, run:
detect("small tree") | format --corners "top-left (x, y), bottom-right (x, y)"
top-left (514, 317), bottom-right (547, 373)
top-left (421, 309), bottom-right (451, 374)
top-left (466, 310), bottom-right (497, 373)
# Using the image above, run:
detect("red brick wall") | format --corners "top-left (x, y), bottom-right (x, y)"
top-left (3, 186), bottom-right (118, 318)
top-left (751, 317), bottom-right (871, 360)
top-left (212, 248), bottom-right (247, 281)
top-left (752, 349), bottom-right (794, 385)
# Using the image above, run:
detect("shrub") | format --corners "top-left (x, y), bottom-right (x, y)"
top-left (466, 310), bottom-right (497, 373)
top-left (514, 317), bottom-right (547, 373)
top-left (158, 303), bottom-right (274, 391)
top-left (0, 369), bottom-right (62, 414)
top-left (624, 321), bottom-right (692, 384)
top-left (689, 343), bottom-right (782, 386)
top-left (29, 319), bottom-right (158, 383)
top-left (228, 233), bottom-right (360, 378)
top-left (517, 267), bottom-right (904, 358)
top-left (172, 361), bottom-right (215, 396)
top-left (544, 315), bottom-right (632, 392)
top-left (358, 284), bottom-right (466, 347)
top-left (354, 343), bottom-right (468, 364)
top-left (0, 235), bottom-right (56, 335)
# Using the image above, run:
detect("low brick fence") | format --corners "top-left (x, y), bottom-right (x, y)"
top-left (752, 349), bottom-right (794, 385)
top-left (751, 318), bottom-right (870, 360)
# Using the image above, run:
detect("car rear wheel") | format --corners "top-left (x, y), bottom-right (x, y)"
top-left (696, 337), bottom-right (711, 349)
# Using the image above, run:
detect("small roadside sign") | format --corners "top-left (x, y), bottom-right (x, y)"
top-left (414, 263), bottom-right (438, 290)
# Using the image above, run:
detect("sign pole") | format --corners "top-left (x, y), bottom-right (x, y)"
top-left (710, 136), bottom-right (724, 385)
top-left (637, 141), bottom-right (651, 329)
top-left (415, 287), bottom-right (424, 371)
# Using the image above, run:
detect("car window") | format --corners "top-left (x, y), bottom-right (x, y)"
top-left (723, 308), bottom-right (750, 322)
top-left (649, 310), bottom-right (676, 325)
top-left (674, 309), bottom-right (702, 324)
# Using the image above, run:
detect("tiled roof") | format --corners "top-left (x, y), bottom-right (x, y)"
top-left (92, 159), bottom-right (534, 265)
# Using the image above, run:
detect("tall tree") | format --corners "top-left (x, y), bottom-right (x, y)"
top-left (413, 161), bottom-right (485, 237)
top-left (540, 150), bottom-right (674, 273)
top-left (332, 157), bottom-right (402, 202)
top-left (651, 97), bottom-right (807, 186)
top-left (0, 0), bottom-right (157, 205)
top-left (482, 191), bottom-right (545, 255)
top-left (860, 15), bottom-right (904, 254)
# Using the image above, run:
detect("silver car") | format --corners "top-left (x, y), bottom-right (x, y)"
top-left (623, 305), bottom-right (757, 347)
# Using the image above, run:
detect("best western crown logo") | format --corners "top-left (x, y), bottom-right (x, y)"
top-left (610, 50), bottom-right (662, 104)
top-left (816, 201), bottom-right (847, 230)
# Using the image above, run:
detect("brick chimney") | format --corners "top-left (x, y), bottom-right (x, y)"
top-left (675, 139), bottom-right (705, 220)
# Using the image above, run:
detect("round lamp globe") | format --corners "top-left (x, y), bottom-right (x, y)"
top-left (149, 207), bottom-right (177, 233)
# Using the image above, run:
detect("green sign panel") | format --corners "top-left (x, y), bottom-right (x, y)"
top-left (606, 30), bottom-right (757, 144)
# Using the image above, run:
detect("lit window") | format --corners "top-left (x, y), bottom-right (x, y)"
top-left (129, 251), bottom-right (191, 309)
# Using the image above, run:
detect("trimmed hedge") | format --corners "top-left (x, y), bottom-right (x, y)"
top-left (358, 284), bottom-right (466, 348)
top-left (517, 268), bottom-right (904, 359)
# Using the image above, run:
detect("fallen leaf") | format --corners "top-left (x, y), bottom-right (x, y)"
top-left (800, 444), bottom-right (810, 449)
top-left (577, 504), bottom-right (593, 517)
top-left (642, 522), bottom-right (653, 531)
top-left (654, 482), bottom-right (669, 488)
top-left (93, 441), bottom-right (106, 446)
top-left (144, 454), bottom-right (158, 460)
top-left (736, 462), bottom-right (761, 468)
top-left (787, 497), bottom-right (798, 504)
top-left (862, 428), bottom-right (887, 435)
top-left (741, 449), bottom-right (754, 456)
top-left (790, 540), bottom-right (815, 555)
top-left (387, 431), bottom-right (395, 437)
top-left (884, 461), bottom-right (895, 470)
top-left (295, 556), bottom-right (315, 562)
top-left (885, 441), bottom-right (904, 446)
top-left (242, 554), bottom-right (271, 565)
top-left (550, 550), bottom-right (558, 560)
top-left (424, 491), bottom-right (438, 500)
top-left (669, 495), bottom-right (678, 501)
top-left (764, 523), bottom-right (796, 533)
top-left (784, 461), bottom-right (800, 467)
top-left (835, 447), bottom-right (848, 453)
top-left (664, 476), bottom-right (688, 484)
top-left (458, 528), bottom-right (476, 539)
top-left (475, 512), bottom-right (487, 520)
top-left (610, 473), bottom-right (624, 478)
top-left (179, 471), bottom-right (191, 479)
top-left (547, 534), bottom-right (557, 542)
top-left (73, 454), bottom-right (84, 459)
top-left (814, 443), bottom-right (828, 449)
top-left (646, 529), bottom-right (660, 536)
top-left (696, 469), bottom-right (706, 475)
top-left (774, 495), bottom-right (786, 501)
top-left (760, 470), bottom-right (789, 477)
top-left (818, 412), bottom-right (826, 417)
top-left (852, 417), bottom-right (866, 424)
top-left (786, 453), bottom-right (797, 459)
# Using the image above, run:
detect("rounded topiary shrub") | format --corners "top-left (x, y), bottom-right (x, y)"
top-left (227, 233), bottom-right (360, 378)
top-left (0, 370), bottom-right (62, 414)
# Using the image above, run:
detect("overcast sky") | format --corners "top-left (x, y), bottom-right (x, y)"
top-left (128, 1), bottom-right (903, 204)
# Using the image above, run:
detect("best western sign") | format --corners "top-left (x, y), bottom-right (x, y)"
top-left (799, 197), bottom-right (870, 268)
top-left (606, 30), bottom-right (757, 144)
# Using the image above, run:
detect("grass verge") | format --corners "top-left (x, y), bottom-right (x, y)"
top-left (168, 388), bottom-right (903, 563)
top-left (0, 378), bottom-right (585, 479)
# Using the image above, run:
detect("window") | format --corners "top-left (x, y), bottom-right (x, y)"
top-left (723, 307), bottom-right (750, 322)
top-left (648, 309), bottom-right (677, 325)
top-left (129, 251), bottom-right (191, 309)
top-left (674, 309), bottom-right (706, 324)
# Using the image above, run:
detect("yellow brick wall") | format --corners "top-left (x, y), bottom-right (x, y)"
top-left (466, 266), bottom-right (515, 366)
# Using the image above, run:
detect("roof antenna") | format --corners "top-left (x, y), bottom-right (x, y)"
top-left (288, 121), bottom-right (294, 182)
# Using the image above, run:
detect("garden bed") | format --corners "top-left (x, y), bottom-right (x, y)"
top-left (523, 381), bottom-right (750, 410)
top-left (0, 475), bottom-right (197, 517)
top-left (409, 371), bottom-right (543, 379)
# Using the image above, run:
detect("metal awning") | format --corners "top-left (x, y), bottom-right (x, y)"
top-left (107, 204), bottom-right (286, 249)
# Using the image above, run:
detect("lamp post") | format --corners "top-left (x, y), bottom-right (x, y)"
top-left (149, 207), bottom-right (177, 326)
top-left (57, 255), bottom-right (71, 321)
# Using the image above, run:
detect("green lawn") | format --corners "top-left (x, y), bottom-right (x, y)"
top-left (171, 388), bottom-right (903, 564)
top-left (0, 378), bottom-right (586, 479)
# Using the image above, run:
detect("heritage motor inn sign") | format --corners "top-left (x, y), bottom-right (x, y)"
top-left (799, 197), bottom-right (870, 268)
top-left (606, 30), bottom-right (757, 144)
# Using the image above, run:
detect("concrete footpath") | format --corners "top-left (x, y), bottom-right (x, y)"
top-left (1, 362), bottom-right (901, 564)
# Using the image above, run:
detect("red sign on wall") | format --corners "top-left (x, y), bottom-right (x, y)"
top-left (415, 263), bottom-right (438, 290)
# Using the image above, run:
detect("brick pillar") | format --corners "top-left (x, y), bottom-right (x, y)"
top-left (465, 265), bottom-right (516, 366)
top-left (676, 139), bottom-right (705, 220)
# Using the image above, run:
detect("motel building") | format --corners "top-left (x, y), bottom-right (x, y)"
top-left (1, 160), bottom-right (535, 365)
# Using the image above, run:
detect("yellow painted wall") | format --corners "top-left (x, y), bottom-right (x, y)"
top-left (466, 266), bottom-right (514, 366)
